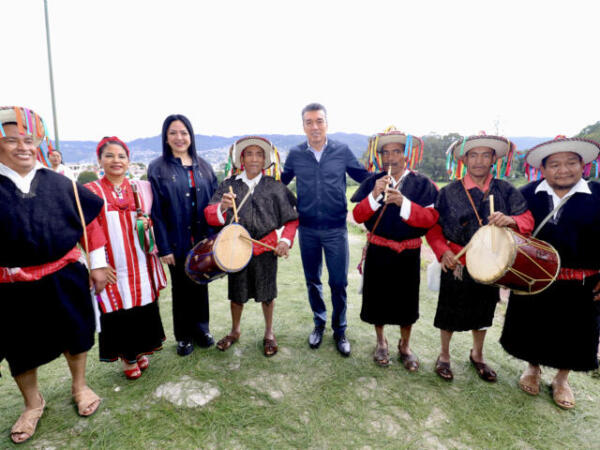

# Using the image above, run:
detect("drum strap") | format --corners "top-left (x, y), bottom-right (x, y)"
top-left (228, 188), bottom-right (253, 225)
top-left (532, 194), bottom-right (571, 237)
top-left (461, 178), bottom-right (484, 227)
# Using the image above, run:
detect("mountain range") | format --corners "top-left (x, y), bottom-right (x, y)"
top-left (58, 133), bottom-right (551, 167)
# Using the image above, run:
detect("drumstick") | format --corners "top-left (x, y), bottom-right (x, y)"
top-left (383, 165), bottom-right (392, 202)
top-left (489, 194), bottom-right (496, 252)
top-left (453, 241), bottom-right (471, 261)
top-left (229, 186), bottom-right (239, 223)
top-left (239, 234), bottom-right (277, 251)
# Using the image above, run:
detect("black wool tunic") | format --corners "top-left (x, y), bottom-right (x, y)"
top-left (500, 180), bottom-right (600, 371)
top-left (210, 176), bottom-right (298, 303)
top-left (0, 169), bottom-right (104, 376)
top-left (351, 171), bottom-right (438, 326)
top-left (433, 178), bottom-right (529, 331)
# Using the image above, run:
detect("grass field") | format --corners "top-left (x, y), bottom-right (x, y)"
top-left (1, 225), bottom-right (599, 449)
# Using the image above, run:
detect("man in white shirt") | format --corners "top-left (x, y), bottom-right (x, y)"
top-left (204, 136), bottom-right (298, 357)
top-left (501, 136), bottom-right (600, 409)
top-left (0, 106), bottom-right (107, 444)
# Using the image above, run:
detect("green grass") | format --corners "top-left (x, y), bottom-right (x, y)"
top-left (1, 227), bottom-right (600, 449)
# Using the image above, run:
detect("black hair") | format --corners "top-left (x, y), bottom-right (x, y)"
top-left (541, 152), bottom-right (582, 168)
top-left (97, 137), bottom-right (129, 159)
top-left (301, 103), bottom-right (327, 121)
top-left (161, 114), bottom-right (198, 161)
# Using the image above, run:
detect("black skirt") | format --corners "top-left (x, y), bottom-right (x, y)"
top-left (228, 252), bottom-right (277, 303)
top-left (434, 266), bottom-right (499, 332)
top-left (361, 246), bottom-right (420, 326)
top-left (99, 301), bottom-right (165, 363)
top-left (0, 263), bottom-right (95, 377)
top-left (500, 275), bottom-right (600, 371)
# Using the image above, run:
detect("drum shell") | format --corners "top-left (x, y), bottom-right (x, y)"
top-left (494, 232), bottom-right (560, 294)
top-left (184, 235), bottom-right (227, 284)
top-left (467, 227), bottom-right (560, 295)
top-left (184, 223), bottom-right (253, 285)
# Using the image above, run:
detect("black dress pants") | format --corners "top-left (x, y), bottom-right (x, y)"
top-left (169, 261), bottom-right (210, 342)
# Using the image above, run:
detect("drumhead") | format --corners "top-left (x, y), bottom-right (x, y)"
top-left (213, 223), bottom-right (253, 272)
top-left (466, 225), bottom-right (516, 283)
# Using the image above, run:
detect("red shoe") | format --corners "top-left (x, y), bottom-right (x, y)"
top-left (137, 356), bottom-right (149, 371)
top-left (122, 358), bottom-right (142, 380)
top-left (124, 366), bottom-right (142, 380)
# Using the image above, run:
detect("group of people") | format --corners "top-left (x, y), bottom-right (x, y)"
top-left (0, 102), bottom-right (599, 444)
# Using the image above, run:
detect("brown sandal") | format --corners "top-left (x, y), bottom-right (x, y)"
top-left (435, 357), bottom-right (453, 381)
top-left (518, 369), bottom-right (541, 396)
top-left (72, 386), bottom-right (101, 417)
top-left (216, 335), bottom-right (239, 351)
top-left (551, 380), bottom-right (575, 409)
top-left (263, 338), bottom-right (278, 357)
top-left (469, 351), bottom-right (497, 382)
top-left (399, 352), bottom-right (419, 372)
top-left (11, 395), bottom-right (45, 444)
top-left (373, 341), bottom-right (390, 367)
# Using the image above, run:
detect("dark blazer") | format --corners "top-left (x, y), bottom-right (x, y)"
top-left (148, 115), bottom-right (218, 260)
top-left (281, 139), bottom-right (368, 229)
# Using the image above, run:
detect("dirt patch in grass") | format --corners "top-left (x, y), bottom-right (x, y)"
top-left (243, 372), bottom-right (294, 401)
top-left (153, 375), bottom-right (220, 407)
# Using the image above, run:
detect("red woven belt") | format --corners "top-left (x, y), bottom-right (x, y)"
top-left (557, 268), bottom-right (599, 281)
top-left (367, 233), bottom-right (422, 254)
top-left (0, 247), bottom-right (82, 283)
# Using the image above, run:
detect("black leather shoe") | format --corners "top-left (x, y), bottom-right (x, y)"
top-left (308, 327), bottom-right (325, 349)
top-left (176, 340), bottom-right (194, 356)
top-left (196, 332), bottom-right (214, 348)
top-left (334, 334), bottom-right (351, 357)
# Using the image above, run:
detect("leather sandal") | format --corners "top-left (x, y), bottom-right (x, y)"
top-left (11, 394), bottom-right (45, 444)
top-left (469, 350), bottom-right (497, 382)
top-left (435, 356), bottom-right (453, 381)
top-left (551, 380), bottom-right (575, 409)
top-left (399, 352), bottom-right (419, 372)
top-left (72, 386), bottom-right (101, 417)
top-left (137, 356), bottom-right (149, 371)
top-left (518, 369), bottom-right (541, 396)
top-left (263, 337), bottom-right (278, 357)
top-left (216, 334), bottom-right (239, 351)
top-left (373, 340), bottom-right (390, 367)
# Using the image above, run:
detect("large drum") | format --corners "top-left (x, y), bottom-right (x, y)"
top-left (185, 223), bottom-right (253, 284)
top-left (466, 225), bottom-right (560, 295)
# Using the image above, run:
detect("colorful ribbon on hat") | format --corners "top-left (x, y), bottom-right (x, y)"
top-left (446, 136), bottom-right (515, 180)
top-left (365, 127), bottom-right (423, 173)
top-left (523, 135), bottom-right (600, 181)
top-left (224, 141), bottom-right (281, 181)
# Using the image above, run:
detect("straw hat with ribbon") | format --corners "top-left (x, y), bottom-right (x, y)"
top-left (365, 126), bottom-right (424, 173)
top-left (523, 135), bottom-right (600, 181)
top-left (445, 133), bottom-right (516, 180)
top-left (224, 136), bottom-right (281, 180)
top-left (0, 106), bottom-right (55, 167)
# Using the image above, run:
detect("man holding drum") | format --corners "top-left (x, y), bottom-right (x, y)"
top-left (500, 136), bottom-right (600, 409)
top-left (426, 134), bottom-right (533, 382)
top-left (204, 136), bottom-right (298, 357)
top-left (351, 130), bottom-right (438, 369)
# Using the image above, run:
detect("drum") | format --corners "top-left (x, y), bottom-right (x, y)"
top-left (185, 223), bottom-right (253, 284)
top-left (466, 225), bottom-right (560, 295)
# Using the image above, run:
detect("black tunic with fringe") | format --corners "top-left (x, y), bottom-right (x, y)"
top-left (433, 178), bottom-right (529, 331)
top-left (351, 171), bottom-right (438, 326)
top-left (0, 169), bottom-right (103, 377)
top-left (210, 175), bottom-right (297, 303)
top-left (500, 180), bottom-right (600, 371)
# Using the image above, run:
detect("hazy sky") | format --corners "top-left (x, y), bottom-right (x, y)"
top-left (4, 0), bottom-right (599, 142)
